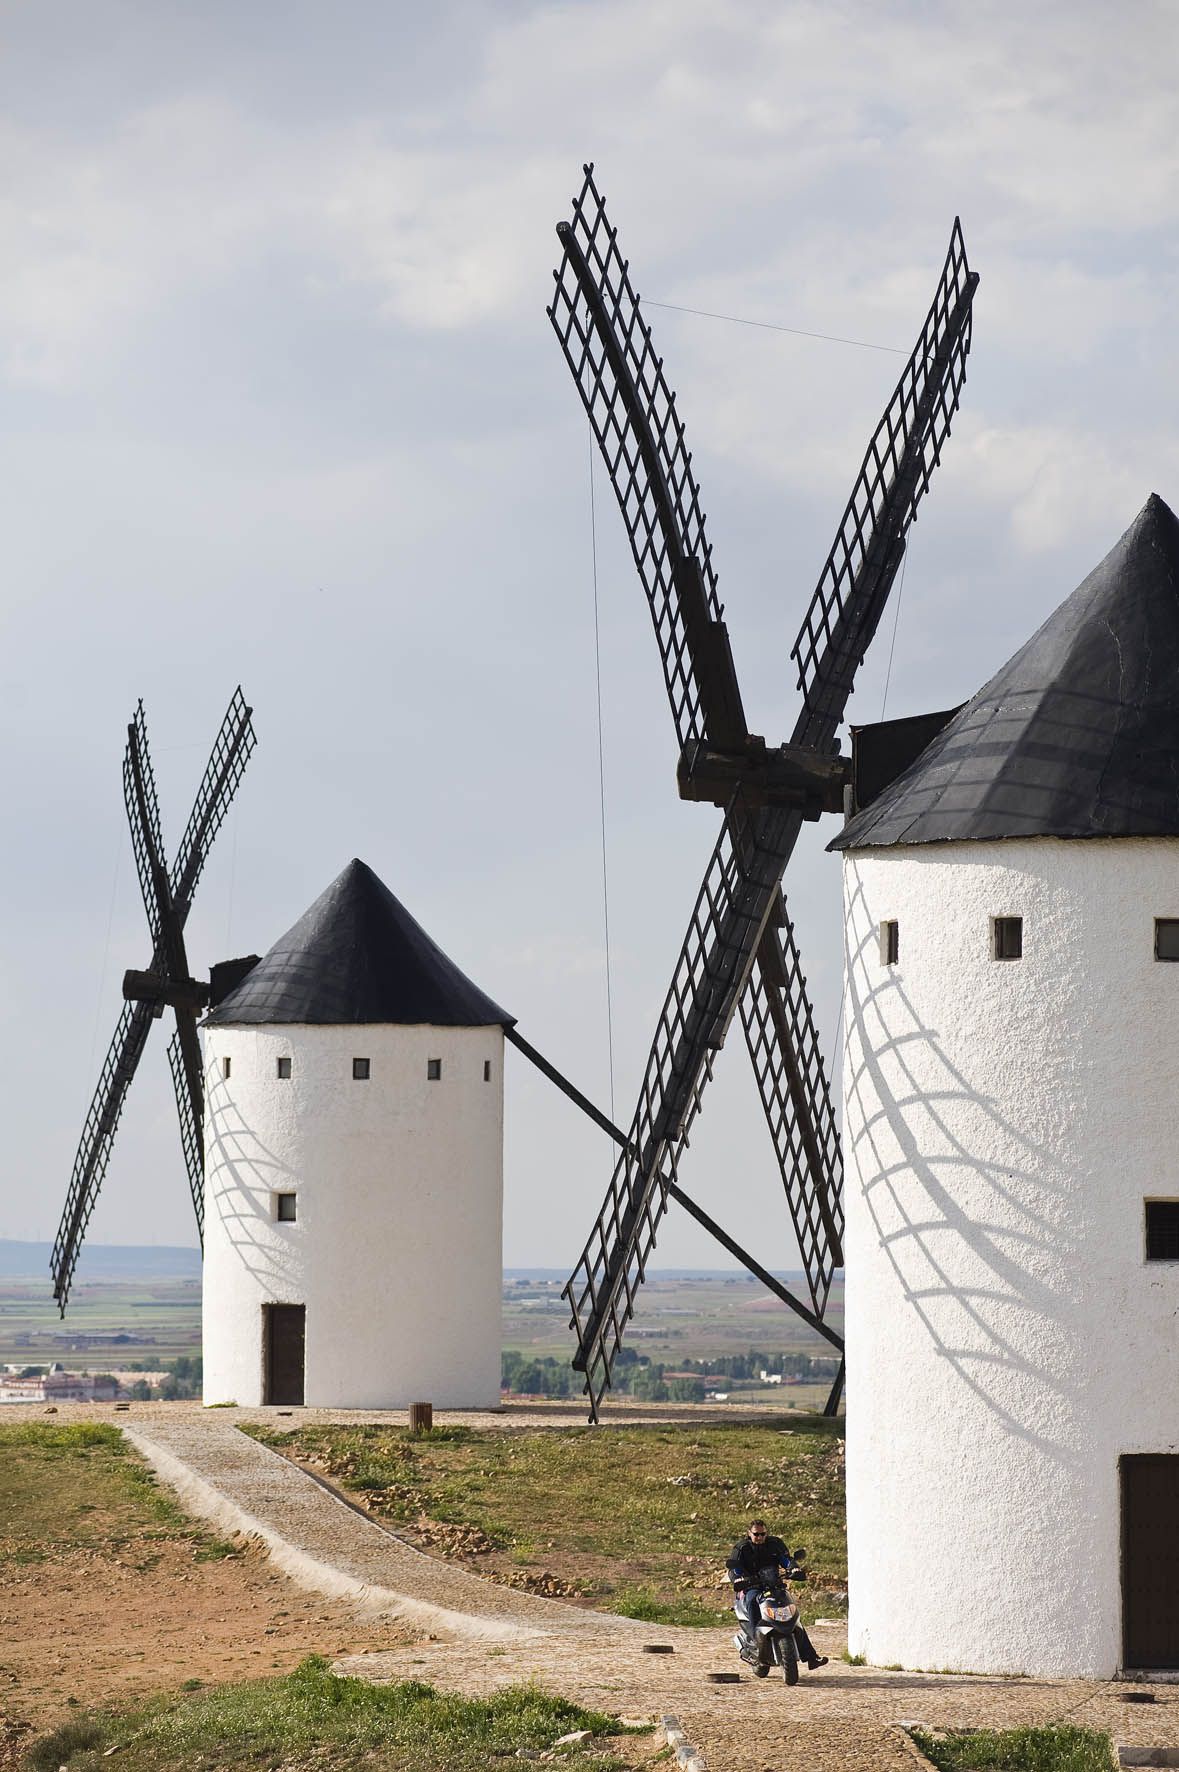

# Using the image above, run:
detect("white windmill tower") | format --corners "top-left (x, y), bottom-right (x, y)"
top-left (832, 494), bottom-right (1179, 1679)
top-left (200, 859), bottom-right (513, 1411)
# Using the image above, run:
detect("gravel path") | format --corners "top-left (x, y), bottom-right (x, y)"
top-left (115, 1407), bottom-right (1179, 1772)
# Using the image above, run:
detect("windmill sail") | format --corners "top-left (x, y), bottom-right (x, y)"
top-left (51, 690), bottom-right (255, 1311)
top-left (550, 171), bottom-right (977, 1417)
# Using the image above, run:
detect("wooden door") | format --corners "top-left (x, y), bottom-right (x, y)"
top-left (263, 1304), bottom-right (305, 1406)
top-left (1122, 1454), bottom-right (1179, 1668)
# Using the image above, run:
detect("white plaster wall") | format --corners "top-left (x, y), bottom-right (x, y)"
top-left (202, 1022), bottom-right (504, 1409)
top-left (842, 837), bottom-right (1179, 1678)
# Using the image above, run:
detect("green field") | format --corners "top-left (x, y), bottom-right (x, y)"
top-left (0, 1267), bottom-right (840, 1400)
top-left (503, 1271), bottom-right (843, 1366)
top-left (0, 1277), bottom-right (202, 1368)
top-left (502, 1271), bottom-right (843, 1405)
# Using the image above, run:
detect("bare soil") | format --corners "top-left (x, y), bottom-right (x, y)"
top-left (0, 1424), bottom-right (415, 1761)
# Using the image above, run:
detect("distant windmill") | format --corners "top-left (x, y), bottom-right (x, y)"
top-left (51, 690), bottom-right (257, 1311)
top-left (547, 166), bottom-right (978, 1418)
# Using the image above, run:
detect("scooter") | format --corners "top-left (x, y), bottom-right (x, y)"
top-left (732, 1548), bottom-right (809, 1685)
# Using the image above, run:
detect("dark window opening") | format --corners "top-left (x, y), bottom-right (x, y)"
top-left (880, 920), bottom-right (899, 965)
top-left (427, 1058), bottom-right (442, 1081)
top-left (222, 1056), bottom-right (232, 1080)
top-left (1156, 919), bottom-right (1179, 961)
top-left (993, 916), bottom-right (1023, 960)
top-left (1146, 1200), bottom-right (1179, 1261)
top-left (352, 1057), bottom-right (370, 1080)
top-left (483, 1060), bottom-right (492, 1082)
top-left (276, 1056), bottom-right (291, 1079)
top-left (276, 1192), bottom-right (297, 1223)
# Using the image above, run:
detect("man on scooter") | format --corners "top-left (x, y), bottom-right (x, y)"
top-left (727, 1518), bottom-right (828, 1676)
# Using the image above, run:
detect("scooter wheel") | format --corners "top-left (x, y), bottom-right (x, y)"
top-left (783, 1641), bottom-right (799, 1686)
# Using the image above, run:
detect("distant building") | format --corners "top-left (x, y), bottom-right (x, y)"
top-left (0, 1370), bottom-right (119, 1403)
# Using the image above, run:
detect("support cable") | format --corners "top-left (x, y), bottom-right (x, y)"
top-left (643, 298), bottom-right (905, 356)
top-left (878, 537), bottom-right (912, 722)
top-left (589, 441), bottom-right (616, 1122)
top-left (225, 800), bottom-right (240, 953)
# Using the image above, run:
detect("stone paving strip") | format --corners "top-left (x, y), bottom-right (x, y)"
top-left (119, 1408), bottom-right (1179, 1772)
top-left (125, 1415), bottom-right (641, 1643)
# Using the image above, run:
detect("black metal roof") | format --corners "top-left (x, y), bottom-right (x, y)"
top-left (204, 858), bottom-right (514, 1028)
top-left (831, 493), bottom-right (1179, 850)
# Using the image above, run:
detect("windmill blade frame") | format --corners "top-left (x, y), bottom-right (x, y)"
top-left (552, 186), bottom-right (977, 1418)
top-left (549, 164), bottom-right (747, 754)
top-left (791, 219), bottom-right (977, 748)
top-left (51, 999), bottom-right (155, 1310)
top-left (123, 701), bottom-right (169, 955)
top-left (167, 1026), bottom-right (205, 1238)
top-left (564, 791), bottom-right (802, 1413)
top-left (171, 687), bottom-right (256, 915)
top-left (51, 688), bottom-right (256, 1311)
top-left (741, 904), bottom-right (843, 1318)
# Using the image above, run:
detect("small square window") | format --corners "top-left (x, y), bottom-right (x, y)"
top-left (1146, 1200), bottom-right (1179, 1260)
top-left (483, 1060), bottom-right (492, 1082)
top-left (427, 1058), bottom-right (442, 1081)
top-left (1155, 919), bottom-right (1179, 961)
top-left (993, 916), bottom-right (1023, 961)
top-left (276, 1056), bottom-right (292, 1080)
top-left (880, 920), bottom-right (899, 965)
top-left (352, 1057), bottom-right (370, 1080)
top-left (275, 1192), bottom-right (297, 1223)
top-left (222, 1056), bottom-right (232, 1080)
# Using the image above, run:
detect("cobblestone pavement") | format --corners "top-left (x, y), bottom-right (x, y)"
top-left (103, 1409), bottom-right (1179, 1770)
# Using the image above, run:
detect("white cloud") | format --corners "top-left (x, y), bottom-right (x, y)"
top-left (955, 417), bottom-right (1179, 553)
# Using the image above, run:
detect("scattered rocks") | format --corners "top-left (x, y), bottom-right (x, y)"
top-left (413, 1518), bottom-right (499, 1557)
top-left (501, 1568), bottom-right (584, 1598)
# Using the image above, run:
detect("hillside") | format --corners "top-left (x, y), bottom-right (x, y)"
top-left (0, 1241), bottom-right (202, 1280)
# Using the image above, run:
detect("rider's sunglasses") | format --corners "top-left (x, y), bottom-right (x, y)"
top-left (750, 1531), bottom-right (766, 1539)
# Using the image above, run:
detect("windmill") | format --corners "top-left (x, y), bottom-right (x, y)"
top-left (547, 166), bottom-right (978, 1419)
top-left (51, 689), bottom-right (257, 1312)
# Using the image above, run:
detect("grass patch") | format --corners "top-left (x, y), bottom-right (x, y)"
top-left (24, 1656), bottom-right (643, 1770)
top-left (0, 1422), bottom-right (238, 1565)
top-left (606, 1586), bottom-right (724, 1628)
top-left (243, 1418), bottom-right (845, 1626)
top-left (909, 1725), bottom-right (1114, 1772)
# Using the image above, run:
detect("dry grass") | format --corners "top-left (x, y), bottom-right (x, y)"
top-left (245, 1417), bottom-right (847, 1626)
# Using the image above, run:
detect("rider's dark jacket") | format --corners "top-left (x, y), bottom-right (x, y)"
top-left (727, 1534), bottom-right (791, 1588)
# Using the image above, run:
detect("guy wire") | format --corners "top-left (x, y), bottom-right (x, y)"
top-left (589, 439), bottom-right (616, 1123)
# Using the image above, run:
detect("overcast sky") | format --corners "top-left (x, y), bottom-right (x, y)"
top-left (2, 0), bottom-right (1177, 1283)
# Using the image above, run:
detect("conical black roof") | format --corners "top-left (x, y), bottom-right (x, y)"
top-left (205, 859), bottom-right (514, 1028)
top-left (831, 494), bottom-right (1179, 849)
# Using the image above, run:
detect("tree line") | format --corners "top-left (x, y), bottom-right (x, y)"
top-left (500, 1345), bottom-right (839, 1401)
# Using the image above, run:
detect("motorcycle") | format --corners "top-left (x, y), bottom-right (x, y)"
top-left (732, 1547), bottom-right (809, 1685)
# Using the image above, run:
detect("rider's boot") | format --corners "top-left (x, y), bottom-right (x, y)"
top-left (795, 1625), bottom-right (829, 1671)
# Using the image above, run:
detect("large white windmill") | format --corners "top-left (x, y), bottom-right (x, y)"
top-left (834, 493), bottom-right (1179, 1678)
